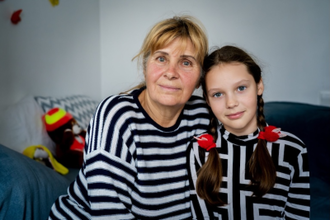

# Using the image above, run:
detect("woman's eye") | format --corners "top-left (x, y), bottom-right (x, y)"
top-left (182, 60), bottom-right (192, 66)
top-left (157, 56), bottom-right (165, 62)
top-left (237, 86), bottom-right (246, 91)
top-left (213, 92), bottom-right (223, 98)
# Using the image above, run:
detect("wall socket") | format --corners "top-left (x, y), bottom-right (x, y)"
top-left (319, 91), bottom-right (330, 107)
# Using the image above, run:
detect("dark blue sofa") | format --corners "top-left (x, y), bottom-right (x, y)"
top-left (265, 101), bottom-right (330, 220)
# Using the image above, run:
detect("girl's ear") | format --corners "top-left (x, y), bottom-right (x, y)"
top-left (257, 78), bottom-right (264, 95)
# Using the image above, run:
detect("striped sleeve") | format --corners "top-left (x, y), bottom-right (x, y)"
top-left (280, 133), bottom-right (310, 219)
top-left (49, 95), bottom-right (138, 220)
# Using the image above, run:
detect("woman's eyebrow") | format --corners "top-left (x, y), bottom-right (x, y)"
top-left (181, 55), bottom-right (197, 61)
top-left (153, 51), bottom-right (168, 56)
top-left (153, 51), bottom-right (197, 61)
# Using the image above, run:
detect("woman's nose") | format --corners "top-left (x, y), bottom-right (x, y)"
top-left (164, 63), bottom-right (179, 79)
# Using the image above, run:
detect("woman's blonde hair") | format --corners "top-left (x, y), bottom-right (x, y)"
top-left (126, 15), bottom-right (208, 92)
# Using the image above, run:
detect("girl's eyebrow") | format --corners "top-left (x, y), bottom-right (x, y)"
top-left (207, 86), bottom-right (223, 94)
top-left (206, 79), bottom-right (251, 93)
top-left (234, 79), bottom-right (250, 85)
top-left (207, 88), bottom-right (219, 94)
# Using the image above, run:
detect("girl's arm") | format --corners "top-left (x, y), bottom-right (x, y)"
top-left (284, 145), bottom-right (310, 219)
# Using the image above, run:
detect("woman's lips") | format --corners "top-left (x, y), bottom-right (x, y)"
top-left (227, 111), bottom-right (244, 120)
top-left (159, 85), bottom-right (180, 92)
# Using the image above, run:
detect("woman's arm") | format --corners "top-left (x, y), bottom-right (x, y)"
top-left (49, 96), bottom-right (137, 219)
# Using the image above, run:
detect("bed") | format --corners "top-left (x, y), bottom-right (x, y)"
top-left (0, 96), bottom-right (329, 220)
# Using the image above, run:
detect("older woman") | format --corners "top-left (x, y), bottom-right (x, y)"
top-left (49, 15), bottom-right (209, 219)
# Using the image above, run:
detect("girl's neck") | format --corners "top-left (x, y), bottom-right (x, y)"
top-left (222, 122), bottom-right (258, 137)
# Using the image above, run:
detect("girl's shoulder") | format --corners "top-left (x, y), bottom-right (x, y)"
top-left (272, 129), bottom-right (307, 153)
top-left (262, 124), bottom-right (306, 149)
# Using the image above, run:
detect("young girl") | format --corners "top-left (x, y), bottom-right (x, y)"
top-left (187, 45), bottom-right (310, 219)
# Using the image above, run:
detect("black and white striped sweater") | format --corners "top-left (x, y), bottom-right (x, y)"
top-left (49, 88), bottom-right (210, 220)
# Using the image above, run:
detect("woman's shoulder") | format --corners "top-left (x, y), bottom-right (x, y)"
top-left (97, 88), bottom-right (142, 109)
top-left (183, 96), bottom-right (210, 124)
top-left (97, 93), bottom-right (136, 111)
top-left (187, 94), bottom-right (206, 103)
top-left (86, 93), bottom-right (140, 154)
top-left (89, 93), bottom-right (140, 129)
top-left (185, 95), bottom-right (208, 109)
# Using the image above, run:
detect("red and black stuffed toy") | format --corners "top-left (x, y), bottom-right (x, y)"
top-left (43, 107), bottom-right (85, 168)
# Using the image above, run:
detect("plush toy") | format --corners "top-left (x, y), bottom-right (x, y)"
top-left (23, 145), bottom-right (69, 175)
top-left (43, 107), bottom-right (86, 168)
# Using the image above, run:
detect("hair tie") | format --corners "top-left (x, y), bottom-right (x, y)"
top-left (257, 125), bottom-right (286, 142)
top-left (194, 134), bottom-right (216, 151)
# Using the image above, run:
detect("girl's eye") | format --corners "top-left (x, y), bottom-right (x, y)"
top-left (213, 92), bottom-right (223, 98)
top-left (237, 86), bottom-right (246, 92)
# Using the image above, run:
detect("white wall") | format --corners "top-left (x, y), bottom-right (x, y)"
top-left (100, 0), bottom-right (330, 105)
top-left (0, 0), bottom-right (101, 108)
top-left (1, 0), bottom-right (329, 108)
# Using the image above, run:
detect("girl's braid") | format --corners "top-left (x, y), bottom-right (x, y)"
top-left (257, 95), bottom-right (267, 130)
top-left (249, 94), bottom-right (276, 197)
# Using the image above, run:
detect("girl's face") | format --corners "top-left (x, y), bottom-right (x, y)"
top-left (205, 62), bottom-right (264, 136)
top-left (144, 38), bottom-right (201, 110)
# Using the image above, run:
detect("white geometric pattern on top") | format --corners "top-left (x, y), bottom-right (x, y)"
top-left (34, 95), bottom-right (99, 129)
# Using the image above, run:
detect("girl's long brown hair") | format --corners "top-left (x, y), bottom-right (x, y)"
top-left (197, 45), bottom-right (276, 205)
top-left (196, 113), bottom-right (225, 206)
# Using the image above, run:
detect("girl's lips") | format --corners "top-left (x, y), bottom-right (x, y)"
top-left (227, 111), bottom-right (244, 120)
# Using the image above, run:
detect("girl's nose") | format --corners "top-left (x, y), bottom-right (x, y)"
top-left (226, 94), bottom-right (238, 108)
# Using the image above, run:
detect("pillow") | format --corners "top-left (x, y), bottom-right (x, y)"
top-left (34, 95), bottom-right (99, 129)
top-left (0, 143), bottom-right (71, 220)
top-left (0, 96), bottom-right (56, 154)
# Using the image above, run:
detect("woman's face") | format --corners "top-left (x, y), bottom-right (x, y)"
top-left (205, 62), bottom-right (264, 136)
top-left (144, 38), bottom-right (201, 110)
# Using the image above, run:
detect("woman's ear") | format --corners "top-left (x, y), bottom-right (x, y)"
top-left (257, 78), bottom-right (264, 95)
